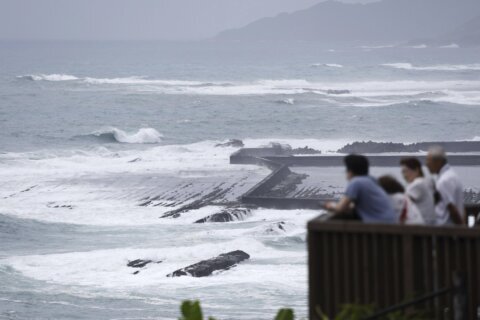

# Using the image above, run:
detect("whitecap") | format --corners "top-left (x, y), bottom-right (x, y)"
top-left (18, 74), bottom-right (79, 81)
top-left (382, 63), bottom-right (480, 71)
top-left (409, 44), bottom-right (428, 49)
top-left (83, 77), bottom-right (204, 86)
top-left (439, 43), bottom-right (459, 49)
top-left (311, 63), bottom-right (343, 68)
top-left (359, 44), bottom-right (395, 49)
top-left (87, 127), bottom-right (163, 144)
top-left (277, 98), bottom-right (295, 105)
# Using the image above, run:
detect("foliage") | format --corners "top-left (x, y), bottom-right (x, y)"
top-left (275, 308), bottom-right (295, 320)
top-left (179, 300), bottom-right (215, 320)
top-left (179, 300), bottom-right (426, 320)
top-left (315, 304), bottom-right (374, 320)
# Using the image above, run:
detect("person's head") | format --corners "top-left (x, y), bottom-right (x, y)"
top-left (400, 157), bottom-right (424, 183)
top-left (378, 175), bottom-right (405, 195)
top-left (426, 146), bottom-right (447, 174)
top-left (344, 154), bottom-right (369, 180)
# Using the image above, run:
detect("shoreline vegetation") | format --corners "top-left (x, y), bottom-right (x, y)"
top-left (178, 300), bottom-right (427, 320)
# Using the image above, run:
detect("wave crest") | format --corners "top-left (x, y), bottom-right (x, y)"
top-left (311, 63), bottom-right (343, 68)
top-left (383, 63), bottom-right (480, 71)
top-left (78, 127), bottom-right (163, 144)
top-left (18, 74), bottom-right (79, 81)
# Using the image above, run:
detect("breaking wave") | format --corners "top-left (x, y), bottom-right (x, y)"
top-left (359, 44), bottom-right (396, 49)
top-left (408, 44), bottom-right (428, 49)
top-left (83, 77), bottom-right (207, 86)
top-left (76, 127), bottom-right (163, 144)
top-left (18, 74), bottom-right (79, 81)
top-left (311, 63), bottom-right (343, 68)
top-left (382, 63), bottom-right (480, 71)
top-left (277, 98), bottom-right (295, 105)
top-left (439, 43), bottom-right (460, 49)
top-left (15, 74), bottom-right (480, 106)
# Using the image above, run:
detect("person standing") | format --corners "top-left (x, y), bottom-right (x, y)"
top-left (400, 157), bottom-right (436, 225)
top-left (426, 146), bottom-right (465, 225)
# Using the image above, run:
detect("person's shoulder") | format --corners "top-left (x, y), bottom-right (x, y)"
top-left (412, 177), bottom-right (428, 189)
top-left (349, 176), bottom-right (371, 185)
top-left (440, 167), bottom-right (461, 184)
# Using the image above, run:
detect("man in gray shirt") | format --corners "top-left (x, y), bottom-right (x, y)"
top-left (324, 154), bottom-right (396, 223)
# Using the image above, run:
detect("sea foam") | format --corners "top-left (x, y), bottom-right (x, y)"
top-left (310, 63), bottom-right (343, 68)
top-left (18, 74), bottom-right (79, 81)
top-left (383, 63), bottom-right (480, 71)
top-left (16, 74), bottom-right (480, 106)
top-left (88, 127), bottom-right (163, 144)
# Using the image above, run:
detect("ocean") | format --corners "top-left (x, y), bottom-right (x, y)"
top-left (1, 41), bottom-right (479, 319)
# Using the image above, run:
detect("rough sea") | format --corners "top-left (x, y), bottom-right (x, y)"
top-left (1, 41), bottom-right (479, 319)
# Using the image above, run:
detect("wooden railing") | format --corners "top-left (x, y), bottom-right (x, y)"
top-left (308, 216), bottom-right (480, 319)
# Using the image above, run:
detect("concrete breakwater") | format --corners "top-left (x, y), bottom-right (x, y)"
top-left (230, 142), bottom-right (480, 210)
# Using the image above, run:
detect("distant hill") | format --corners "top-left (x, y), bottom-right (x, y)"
top-left (214, 0), bottom-right (480, 43)
top-left (438, 15), bottom-right (480, 46)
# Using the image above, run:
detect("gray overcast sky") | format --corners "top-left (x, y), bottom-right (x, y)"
top-left (0, 0), bottom-right (374, 40)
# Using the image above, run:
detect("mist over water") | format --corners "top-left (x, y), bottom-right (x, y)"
top-left (1, 41), bottom-right (480, 319)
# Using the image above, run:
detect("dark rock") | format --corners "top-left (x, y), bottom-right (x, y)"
top-left (128, 158), bottom-right (142, 163)
top-left (338, 141), bottom-right (418, 153)
top-left (47, 202), bottom-right (74, 210)
top-left (133, 270), bottom-right (140, 275)
top-left (160, 184), bottom-right (240, 218)
top-left (338, 140), bottom-right (480, 154)
top-left (127, 259), bottom-right (153, 268)
top-left (195, 207), bottom-right (251, 223)
top-left (464, 189), bottom-right (480, 204)
top-left (291, 146), bottom-right (321, 155)
top-left (21, 185), bottom-right (37, 193)
top-left (167, 250), bottom-right (250, 277)
top-left (268, 142), bottom-right (292, 153)
top-left (215, 139), bottom-right (244, 148)
top-left (264, 221), bottom-right (290, 234)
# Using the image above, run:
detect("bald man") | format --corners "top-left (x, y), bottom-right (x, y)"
top-left (426, 146), bottom-right (465, 225)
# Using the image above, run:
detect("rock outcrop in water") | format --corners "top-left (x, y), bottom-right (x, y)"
top-left (263, 221), bottom-right (289, 235)
top-left (167, 250), bottom-right (250, 277)
top-left (338, 141), bottom-right (480, 154)
top-left (127, 259), bottom-right (162, 275)
top-left (195, 207), bottom-right (251, 223)
top-left (127, 259), bottom-right (154, 268)
top-left (292, 146), bottom-right (322, 155)
top-left (215, 139), bottom-right (244, 148)
top-left (264, 143), bottom-right (321, 155)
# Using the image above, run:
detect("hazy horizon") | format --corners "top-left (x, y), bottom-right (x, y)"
top-left (0, 0), bottom-right (376, 41)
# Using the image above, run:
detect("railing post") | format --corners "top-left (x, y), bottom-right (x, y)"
top-left (402, 235), bottom-right (414, 300)
top-left (453, 271), bottom-right (467, 320)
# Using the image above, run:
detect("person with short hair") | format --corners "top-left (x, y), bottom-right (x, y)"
top-left (378, 175), bottom-right (424, 225)
top-left (426, 146), bottom-right (465, 225)
top-left (400, 157), bottom-right (436, 225)
top-left (324, 154), bottom-right (396, 223)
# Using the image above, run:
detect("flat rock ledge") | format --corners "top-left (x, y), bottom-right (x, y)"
top-left (167, 250), bottom-right (250, 278)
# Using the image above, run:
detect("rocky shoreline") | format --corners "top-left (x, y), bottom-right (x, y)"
top-left (338, 140), bottom-right (480, 154)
